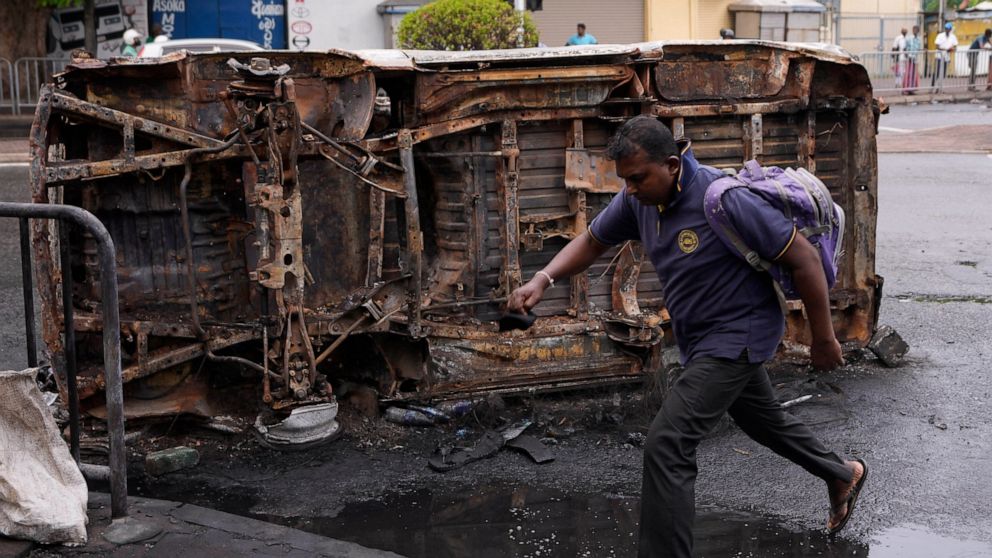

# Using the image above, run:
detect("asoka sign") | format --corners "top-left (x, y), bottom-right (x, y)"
top-left (152, 0), bottom-right (184, 11)
top-left (251, 0), bottom-right (284, 17)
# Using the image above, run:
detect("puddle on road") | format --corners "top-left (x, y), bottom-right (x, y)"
top-left (248, 485), bottom-right (875, 557)
top-left (869, 524), bottom-right (992, 558)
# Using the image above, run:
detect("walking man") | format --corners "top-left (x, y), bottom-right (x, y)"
top-left (507, 117), bottom-right (867, 558)
top-left (903, 25), bottom-right (922, 94)
top-left (967, 29), bottom-right (992, 91)
top-left (892, 28), bottom-right (908, 88)
top-left (933, 22), bottom-right (958, 92)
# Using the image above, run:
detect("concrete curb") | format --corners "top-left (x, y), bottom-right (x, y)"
top-left (24, 492), bottom-right (409, 558)
top-left (879, 90), bottom-right (992, 106)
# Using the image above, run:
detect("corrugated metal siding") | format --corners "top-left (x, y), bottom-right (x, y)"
top-left (531, 0), bottom-right (644, 47)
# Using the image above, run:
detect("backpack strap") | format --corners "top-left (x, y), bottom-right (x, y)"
top-left (703, 177), bottom-right (772, 273)
top-left (743, 159), bottom-right (764, 180)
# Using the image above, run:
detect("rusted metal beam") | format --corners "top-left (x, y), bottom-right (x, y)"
top-left (568, 120), bottom-right (589, 319)
top-left (651, 99), bottom-right (803, 118)
top-left (398, 129), bottom-right (424, 335)
top-left (798, 110), bottom-right (816, 173)
top-left (362, 107), bottom-right (602, 152)
top-left (743, 113), bottom-right (763, 162)
top-left (49, 90), bottom-right (225, 148)
top-left (366, 188), bottom-right (385, 287)
top-left (498, 120), bottom-right (521, 295)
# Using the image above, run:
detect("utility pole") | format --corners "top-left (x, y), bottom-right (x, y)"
top-left (514, 0), bottom-right (525, 48)
top-left (83, 0), bottom-right (97, 54)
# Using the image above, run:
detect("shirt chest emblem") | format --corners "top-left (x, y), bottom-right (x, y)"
top-left (677, 229), bottom-right (699, 254)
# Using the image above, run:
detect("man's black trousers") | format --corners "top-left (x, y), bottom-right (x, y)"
top-left (637, 354), bottom-right (853, 558)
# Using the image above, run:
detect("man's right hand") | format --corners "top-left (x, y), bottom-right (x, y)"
top-left (507, 277), bottom-right (550, 314)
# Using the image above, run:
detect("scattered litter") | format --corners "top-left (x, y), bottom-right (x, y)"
top-left (868, 325), bottom-right (909, 367)
top-left (781, 395), bottom-right (813, 408)
top-left (506, 435), bottom-right (555, 464)
top-left (500, 419), bottom-right (533, 442)
top-left (42, 392), bottom-right (58, 406)
top-left (145, 446), bottom-right (200, 476)
top-left (437, 399), bottom-right (479, 419)
top-left (733, 448), bottom-right (752, 456)
top-left (927, 415), bottom-right (948, 430)
top-left (383, 407), bottom-right (435, 427)
top-left (429, 431), bottom-right (505, 472)
top-left (626, 432), bottom-right (646, 447)
top-left (406, 405), bottom-right (451, 423)
top-left (198, 415), bottom-right (242, 435)
top-left (0, 368), bottom-right (87, 544)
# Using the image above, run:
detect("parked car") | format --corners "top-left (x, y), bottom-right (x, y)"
top-left (138, 38), bottom-right (263, 57)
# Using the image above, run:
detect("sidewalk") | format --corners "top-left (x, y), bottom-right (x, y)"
top-left (877, 89), bottom-right (992, 106)
top-left (0, 492), bottom-right (405, 558)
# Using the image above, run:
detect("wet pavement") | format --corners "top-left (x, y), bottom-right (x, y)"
top-left (1, 102), bottom-right (992, 556)
top-left (243, 485), bottom-right (875, 558)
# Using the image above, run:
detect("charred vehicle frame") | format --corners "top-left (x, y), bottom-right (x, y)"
top-left (28, 41), bottom-right (882, 443)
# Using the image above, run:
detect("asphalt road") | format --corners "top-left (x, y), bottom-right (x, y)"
top-left (1, 102), bottom-right (990, 556)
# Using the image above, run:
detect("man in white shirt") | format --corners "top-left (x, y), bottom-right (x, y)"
top-left (892, 28), bottom-right (908, 87)
top-left (933, 22), bottom-right (959, 92)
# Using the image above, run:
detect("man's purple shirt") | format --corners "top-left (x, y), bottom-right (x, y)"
top-left (589, 142), bottom-right (796, 364)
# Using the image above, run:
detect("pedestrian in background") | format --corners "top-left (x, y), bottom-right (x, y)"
top-left (565, 23), bottom-right (597, 46)
top-left (933, 22), bottom-right (958, 93)
top-left (121, 29), bottom-right (142, 58)
top-left (967, 28), bottom-right (992, 91)
top-left (891, 28), bottom-right (907, 89)
top-left (902, 25), bottom-right (922, 94)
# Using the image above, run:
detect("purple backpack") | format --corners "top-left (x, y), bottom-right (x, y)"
top-left (704, 160), bottom-right (845, 301)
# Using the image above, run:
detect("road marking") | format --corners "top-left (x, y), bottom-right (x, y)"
top-left (878, 126), bottom-right (914, 134)
top-left (0, 162), bottom-right (29, 168)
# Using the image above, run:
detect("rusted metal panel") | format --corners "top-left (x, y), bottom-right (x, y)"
top-left (564, 149), bottom-right (624, 194)
top-left (30, 41), bottom-right (881, 410)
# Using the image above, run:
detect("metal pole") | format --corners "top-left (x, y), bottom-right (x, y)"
top-left (514, 0), bottom-right (526, 48)
top-left (880, 17), bottom-right (885, 52)
top-left (59, 221), bottom-right (80, 464)
top-left (0, 203), bottom-right (126, 518)
top-left (20, 218), bottom-right (37, 368)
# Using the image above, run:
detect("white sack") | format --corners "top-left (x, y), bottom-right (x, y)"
top-left (0, 368), bottom-right (88, 544)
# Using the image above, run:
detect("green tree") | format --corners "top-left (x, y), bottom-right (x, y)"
top-left (397, 0), bottom-right (539, 51)
top-left (37, 0), bottom-right (96, 53)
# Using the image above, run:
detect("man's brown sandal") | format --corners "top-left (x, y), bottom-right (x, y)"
top-left (827, 458), bottom-right (868, 535)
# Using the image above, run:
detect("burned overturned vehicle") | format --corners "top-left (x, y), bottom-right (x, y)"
top-left (29, 41), bottom-right (881, 447)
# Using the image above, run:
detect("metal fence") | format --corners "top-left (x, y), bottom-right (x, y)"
top-left (858, 49), bottom-right (992, 94)
top-left (0, 202), bottom-right (129, 519)
top-left (838, 14), bottom-right (922, 56)
top-left (0, 58), bottom-right (15, 115)
top-left (13, 57), bottom-right (69, 115)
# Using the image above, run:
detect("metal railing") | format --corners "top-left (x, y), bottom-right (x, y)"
top-left (859, 49), bottom-right (992, 94)
top-left (0, 58), bottom-right (15, 115)
top-left (13, 57), bottom-right (69, 116)
top-left (0, 202), bottom-right (128, 519)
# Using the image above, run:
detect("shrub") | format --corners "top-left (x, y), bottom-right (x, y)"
top-left (397, 0), bottom-right (539, 51)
